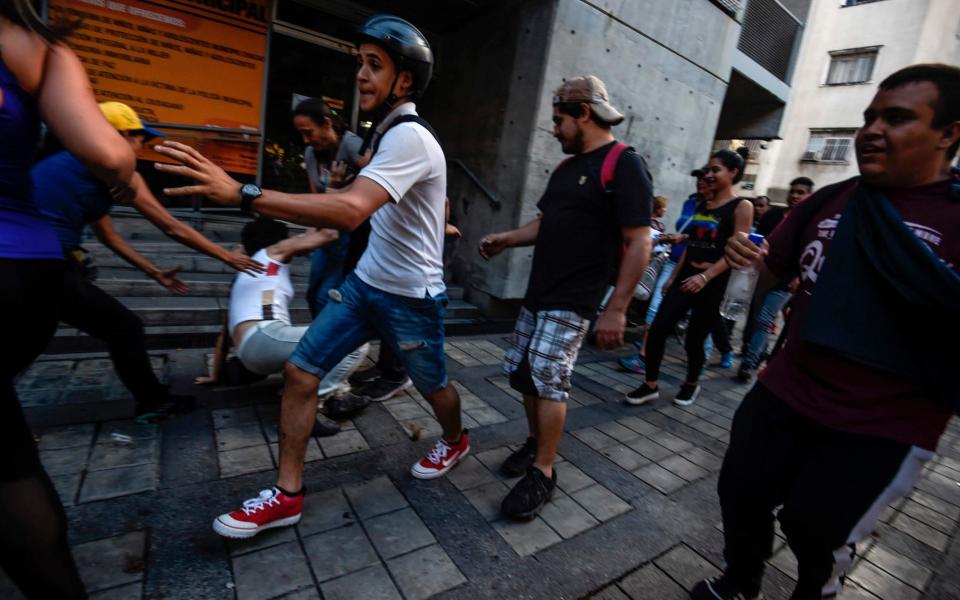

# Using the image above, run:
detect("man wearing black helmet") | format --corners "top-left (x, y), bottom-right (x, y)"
top-left (155, 14), bottom-right (468, 539)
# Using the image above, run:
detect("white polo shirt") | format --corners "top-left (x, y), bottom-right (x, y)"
top-left (354, 103), bottom-right (447, 299)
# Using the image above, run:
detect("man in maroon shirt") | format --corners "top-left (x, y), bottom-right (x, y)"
top-left (691, 64), bottom-right (960, 600)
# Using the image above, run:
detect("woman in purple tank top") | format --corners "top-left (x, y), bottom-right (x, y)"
top-left (1, 2), bottom-right (135, 597)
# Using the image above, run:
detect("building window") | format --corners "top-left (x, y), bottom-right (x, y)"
top-left (826, 48), bottom-right (878, 85)
top-left (802, 130), bottom-right (857, 163)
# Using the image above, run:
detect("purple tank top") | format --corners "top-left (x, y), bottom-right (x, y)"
top-left (0, 57), bottom-right (62, 259)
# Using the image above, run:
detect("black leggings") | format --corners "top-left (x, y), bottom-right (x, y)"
top-left (61, 265), bottom-right (166, 406)
top-left (645, 264), bottom-right (729, 383)
top-left (0, 258), bottom-right (86, 598)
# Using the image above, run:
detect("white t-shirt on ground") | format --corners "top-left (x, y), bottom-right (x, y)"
top-left (353, 103), bottom-right (447, 299)
top-left (228, 249), bottom-right (294, 331)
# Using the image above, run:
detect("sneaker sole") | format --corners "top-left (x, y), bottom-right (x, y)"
top-left (625, 391), bottom-right (658, 406)
top-left (673, 387), bottom-right (701, 407)
top-left (212, 513), bottom-right (301, 539)
top-left (410, 447), bottom-right (470, 480)
top-left (369, 378), bottom-right (414, 403)
top-left (503, 489), bottom-right (555, 521)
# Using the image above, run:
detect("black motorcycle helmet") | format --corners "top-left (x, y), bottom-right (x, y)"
top-left (356, 14), bottom-right (434, 102)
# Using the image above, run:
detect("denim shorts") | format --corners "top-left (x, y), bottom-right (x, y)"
top-left (289, 273), bottom-right (448, 395)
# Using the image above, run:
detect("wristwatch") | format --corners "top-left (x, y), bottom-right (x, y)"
top-left (240, 183), bottom-right (262, 214)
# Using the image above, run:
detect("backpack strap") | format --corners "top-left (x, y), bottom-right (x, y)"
top-left (365, 114), bottom-right (441, 157)
top-left (600, 142), bottom-right (630, 192)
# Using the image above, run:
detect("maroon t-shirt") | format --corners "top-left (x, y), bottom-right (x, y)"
top-left (760, 176), bottom-right (958, 450)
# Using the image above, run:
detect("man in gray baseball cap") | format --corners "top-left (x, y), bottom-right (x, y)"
top-left (552, 75), bottom-right (625, 126)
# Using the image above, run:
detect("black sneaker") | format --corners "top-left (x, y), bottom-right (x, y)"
top-left (690, 576), bottom-right (764, 599)
top-left (625, 383), bottom-right (659, 406)
top-left (348, 365), bottom-right (382, 386)
top-left (673, 383), bottom-right (701, 406)
top-left (311, 415), bottom-right (340, 437)
top-left (500, 465), bottom-right (557, 520)
top-left (736, 364), bottom-right (754, 383)
top-left (134, 394), bottom-right (196, 424)
top-left (323, 391), bottom-right (371, 420)
top-left (500, 437), bottom-right (537, 477)
top-left (356, 375), bottom-right (413, 402)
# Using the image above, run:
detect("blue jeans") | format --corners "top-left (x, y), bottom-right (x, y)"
top-left (743, 289), bottom-right (792, 368)
top-left (306, 233), bottom-right (351, 317)
top-left (289, 273), bottom-right (448, 395)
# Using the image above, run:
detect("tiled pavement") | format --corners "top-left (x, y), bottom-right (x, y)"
top-left (6, 336), bottom-right (960, 599)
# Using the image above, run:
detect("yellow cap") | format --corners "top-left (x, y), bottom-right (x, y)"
top-left (98, 102), bottom-right (163, 139)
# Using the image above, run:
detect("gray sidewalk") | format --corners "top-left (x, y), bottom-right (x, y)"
top-left (5, 335), bottom-right (960, 599)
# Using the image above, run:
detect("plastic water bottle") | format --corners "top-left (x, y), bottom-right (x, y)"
top-left (719, 233), bottom-right (765, 320)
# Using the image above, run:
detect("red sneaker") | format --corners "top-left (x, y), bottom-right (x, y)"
top-left (212, 487), bottom-right (303, 539)
top-left (411, 431), bottom-right (470, 479)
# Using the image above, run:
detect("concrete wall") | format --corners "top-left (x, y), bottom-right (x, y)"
top-left (438, 0), bottom-right (740, 305)
top-left (754, 0), bottom-right (960, 200)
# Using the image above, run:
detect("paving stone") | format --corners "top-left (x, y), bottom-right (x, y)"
top-left (345, 476), bottom-right (408, 519)
top-left (211, 406), bottom-right (259, 429)
top-left (863, 544), bottom-right (931, 590)
top-left (616, 416), bottom-right (660, 437)
top-left (73, 531), bottom-right (146, 593)
top-left (297, 487), bottom-right (356, 537)
top-left (658, 454), bottom-right (709, 482)
top-left (899, 499), bottom-right (956, 533)
top-left (320, 564), bottom-right (401, 600)
top-left (889, 512), bottom-right (950, 551)
top-left (383, 399), bottom-right (431, 420)
top-left (475, 446), bottom-right (514, 474)
top-left (572, 427), bottom-right (619, 450)
top-left (218, 445), bottom-right (274, 478)
top-left (769, 546), bottom-right (799, 579)
top-left (633, 463), bottom-right (687, 494)
top-left (232, 541), bottom-right (314, 600)
top-left (16, 388), bottom-right (61, 406)
top-left (908, 489), bottom-right (960, 521)
top-left (658, 405), bottom-right (699, 425)
top-left (556, 462), bottom-right (596, 494)
top-left (494, 518), bottom-right (563, 556)
top-left (99, 420), bottom-right (159, 441)
top-left (618, 563), bottom-right (688, 600)
top-left (601, 444), bottom-right (650, 472)
top-left (446, 455), bottom-right (498, 490)
top-left (215, 423), bottom-right (266, 452)
top-left (570, 484), bottom-right (632, 522)
top-left (590, 584), bottom-right (631, 600)
top-left (39, 447), bottom-right (88, 476)
top-left (277, 588), bottom-right (321, 600)
top-left (89, 582), bottom-right (143, 599)
top-left (318, 429), bottom-right (369, 457)
top-left (687, 418), bottom-right (728, 438)
top-left (303, 523), bottom-right (380, 582)
top-left (648, 430), bottom-right (694, 453)
top-left (88, 438), bottom-right (159, 471)
top-left (38, 424), bottom-right (96, 450)
top-left (52, 473), bottom-right (81, 507)
top-left (465, 405), bottom-right (508, 426)
top-left (387, 543), bottom-right (466, 600)
top-left (595, 421), bottom-right (643, 443)
top-left (229, 526), bottom-right (298, 557)
top-left (539, 495), bottom-right (600, 539)
top-left (365, 507), bottom-right (436, 559)
top-left (625, 436), bottom-right (674, 461)
top-left (79, 464), bottom-right (158, 502)
top-left (849, 560), bottom-right (921, 600)
top-left (463, 480), bottom-right (510, 521)
top-left (654, 544), bottom-right (720, 590)
top-left (269, 440), bottom-right (322, 465)
top-left (680, 446), bottom-right (724, 472)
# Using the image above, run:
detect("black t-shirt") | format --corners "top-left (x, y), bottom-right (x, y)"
top-left (756, 206), bottom-right (786, 237)
top-left (523, 141), bottom-right (653, 318)
top-left (683, 197), bottom-right (748, 265)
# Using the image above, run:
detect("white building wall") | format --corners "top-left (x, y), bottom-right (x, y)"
top-left (754, 0), bottom-right (960, 202)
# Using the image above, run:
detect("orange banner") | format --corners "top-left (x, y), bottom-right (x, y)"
top-left (50, 0), bottom-right (270, 174)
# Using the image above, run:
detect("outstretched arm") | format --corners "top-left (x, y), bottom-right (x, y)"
top-left (478, 216), bottom-right (542, 260)
top-left (269, 229), bottom-right (340, 263)
top-left (196, 317), bottom-right (230, 385)
top-left (91, 215), bottom-right (189, 295)
top-left (124, 173), bottom-right (263, 275)
top-left (153, 141), bottom-right (389, 230)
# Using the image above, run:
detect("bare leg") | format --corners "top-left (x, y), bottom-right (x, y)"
top-left (424, 383), bottom-right (462, 442)
top-left (532, 399), bottom-right (567, 478)
top-left (523, 394), bottom-right (539, 438)
top-left (277, 363), bottom-right (320, 493)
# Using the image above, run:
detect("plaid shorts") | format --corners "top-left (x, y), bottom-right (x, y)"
top-left (502, 307), bottom-right (590, 402)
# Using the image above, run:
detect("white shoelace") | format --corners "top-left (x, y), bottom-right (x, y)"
top-left (425, 439), bottom-right (450, 464)
top-left (241, 488), bottom-right (280, 516)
